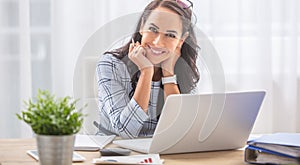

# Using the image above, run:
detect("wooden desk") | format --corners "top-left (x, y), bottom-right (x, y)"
top-left (0, 138), bottom-right (247, 165)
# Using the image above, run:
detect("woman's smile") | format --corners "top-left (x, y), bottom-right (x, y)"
top-left (147, 45), bottom-right (168, 56)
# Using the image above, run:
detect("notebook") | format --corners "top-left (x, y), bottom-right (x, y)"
top-left (113, 91), bottom-right (266, 154)
top-left (74, 134), bottom-right (115, 151)
top-left (246, 133), bottom-right (300, 161)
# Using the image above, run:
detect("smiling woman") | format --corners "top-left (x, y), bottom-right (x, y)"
top-left (1, 0), bottom-right (299, 139)
top-left (139, 9), bottom-right (188, 66)
top-left (96, 0), bottom-right (200, 139)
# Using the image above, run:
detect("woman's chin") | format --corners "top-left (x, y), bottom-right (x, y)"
top-left (147, 54), bottom-right (169, 65)
top-left (148, 60), bottom-right (161, 65)
top-left (148, 57), bottom-right (166, 65)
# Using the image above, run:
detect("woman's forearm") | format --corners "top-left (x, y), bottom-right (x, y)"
top-left (163, 83), bottom-right (180, 99)
top-left (133, 68), bottom-right (154, 113)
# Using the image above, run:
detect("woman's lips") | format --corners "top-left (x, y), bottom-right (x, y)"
top-left (148, 45), bottom-right (167, 56)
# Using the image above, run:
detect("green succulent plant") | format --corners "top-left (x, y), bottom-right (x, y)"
top-left (16, 89), bottom-right (86, 135)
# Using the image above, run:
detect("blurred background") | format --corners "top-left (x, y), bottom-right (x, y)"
top-left (0, 0), bottom-right (299, 138)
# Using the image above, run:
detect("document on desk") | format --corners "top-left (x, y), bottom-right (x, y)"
top-left (247, 133), bottom-right (300, 157)
top-left (248, 133), bottom-right (300, 146)
top-left (74, 134), bottom-right (116, 151)
top-left (244, 145), bottom-right (300, 165)
top-left (92, 154), bottom-right (163, 164)
top-left (245, 133), bottom-right (300, 164)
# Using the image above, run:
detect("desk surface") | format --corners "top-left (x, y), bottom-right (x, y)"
top-left (0, 138), bottom-right (247, 165)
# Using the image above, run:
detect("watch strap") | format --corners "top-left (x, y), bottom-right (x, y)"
top-left (162, 75), bottom-right (177, 85)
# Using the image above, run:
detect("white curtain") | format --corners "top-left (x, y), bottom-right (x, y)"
top-left (194, 0), bottom-right (300, 133)
top-left (0, 0), bottom-right (33, 138)
top-left (0, 0), bottom-right (299, 138)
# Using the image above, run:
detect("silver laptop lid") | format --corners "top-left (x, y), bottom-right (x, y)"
top-left (149, 91), bottom-right (266, 154)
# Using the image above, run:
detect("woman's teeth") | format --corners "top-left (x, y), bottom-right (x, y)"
top-left (152, 49), bottom-right (162, 54)
top-left (150, 47), bottom-right (164, 55)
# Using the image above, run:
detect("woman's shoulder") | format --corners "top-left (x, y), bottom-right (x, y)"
top-left (97, 53), bottom-right (128, 73)
top-left (98, 53), bottom-right (127, 66)
top-left (99, 53), bottom-right (120, 63)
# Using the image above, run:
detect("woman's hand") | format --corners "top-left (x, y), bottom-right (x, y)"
top-left (129, 40), bottom-right (153, 72)
top-left (129, 40), bottom-right (153, 112)
top-left (161, 45), bottom-right (181, 76)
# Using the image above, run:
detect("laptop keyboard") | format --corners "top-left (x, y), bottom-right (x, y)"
top-left (113, 138), bottom-right (152, 153)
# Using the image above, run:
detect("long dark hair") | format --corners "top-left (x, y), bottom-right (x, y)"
top-left (105, 0), bottom-right (200, 98)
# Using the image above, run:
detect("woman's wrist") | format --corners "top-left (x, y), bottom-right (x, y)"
top-left (162, 68), bottom-right (174, 77)
top-left (140, 67), bottom-right (154, 77)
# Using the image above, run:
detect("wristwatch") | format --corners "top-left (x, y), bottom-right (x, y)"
top-left (162, 75), bottom-right (177, 85)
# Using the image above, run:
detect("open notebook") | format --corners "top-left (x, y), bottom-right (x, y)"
top-left (74, 134), bottom-right (115, 151)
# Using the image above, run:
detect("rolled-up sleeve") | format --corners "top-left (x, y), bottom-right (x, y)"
top-left (96, 54), bottom-right (149, 138)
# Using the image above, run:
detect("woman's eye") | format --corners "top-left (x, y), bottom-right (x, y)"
top-left (148, 27), bottom-right (158, 33)
top-left (166, 33), bottom-right (176, 38)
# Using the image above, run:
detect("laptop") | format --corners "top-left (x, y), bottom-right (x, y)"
top-left (113, 91), bottom-right (266, 154)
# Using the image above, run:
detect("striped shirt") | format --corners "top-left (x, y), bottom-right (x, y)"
top-left (96, 54), bottom-right (161, 138)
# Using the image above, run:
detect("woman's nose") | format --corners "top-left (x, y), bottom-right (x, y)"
top-left (152, 33), bottom-right (164, 46)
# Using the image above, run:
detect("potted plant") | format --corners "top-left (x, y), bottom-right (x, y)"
top-left (16, 89), bottom-right (85, 165)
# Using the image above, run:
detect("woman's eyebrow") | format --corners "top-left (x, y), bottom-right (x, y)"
top-left (149, 23), bottom-right (159, 29)
top-left (166, 30), bottom-right (178, 35)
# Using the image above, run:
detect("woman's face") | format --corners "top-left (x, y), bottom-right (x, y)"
top-left (140, 7), bottom-right (185, 65)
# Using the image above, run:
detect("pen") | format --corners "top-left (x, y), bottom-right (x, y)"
top-left (132, 38), bottom-right (135, 44)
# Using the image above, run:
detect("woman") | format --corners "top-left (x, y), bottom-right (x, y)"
top-left (96, 0), bottom-right (200, 138)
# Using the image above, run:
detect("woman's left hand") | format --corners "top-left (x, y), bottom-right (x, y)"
top-left (161, 45), bottom-right (181, 76)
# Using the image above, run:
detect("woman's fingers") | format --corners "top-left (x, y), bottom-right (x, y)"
top-left (129, 42), bottom-right (134, 53)
top-left (129, 44), bottom-right (152, 70)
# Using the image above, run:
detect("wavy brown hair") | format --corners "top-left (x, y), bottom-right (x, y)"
top-left (105, 0), bottom-right (200, 98)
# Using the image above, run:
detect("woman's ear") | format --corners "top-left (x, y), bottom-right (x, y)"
top-left (182, 31), bottom-right (189, 41)
top-left (178, 32), bottom-right (189, 48)
top-left (139, 17), bottom-right (145, 35)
